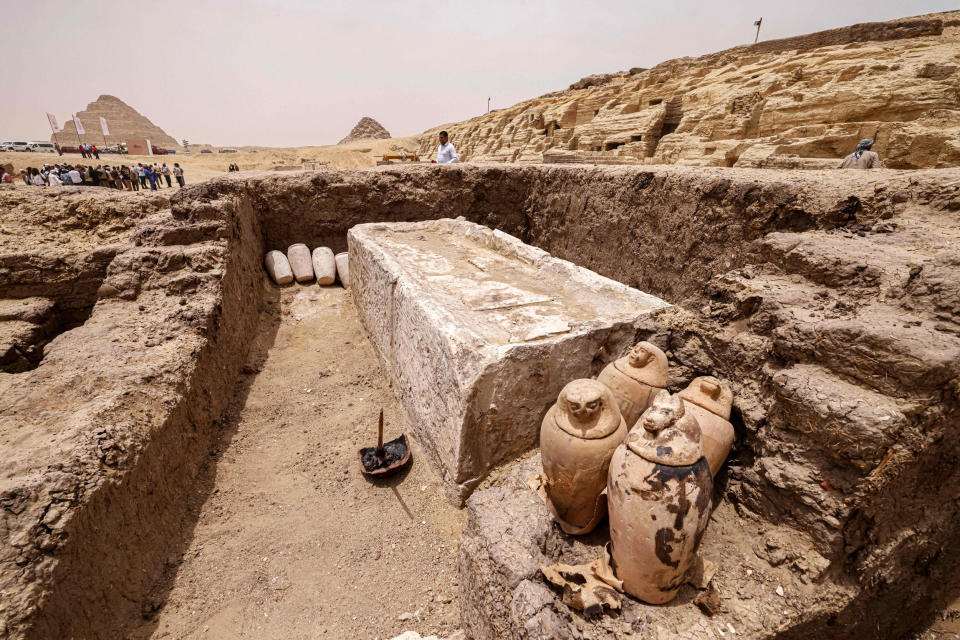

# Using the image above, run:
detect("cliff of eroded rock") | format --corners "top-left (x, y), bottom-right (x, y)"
top-left (416, 11), bottom-right (960, 169)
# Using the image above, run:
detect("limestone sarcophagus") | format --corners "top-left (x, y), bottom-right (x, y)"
top-left (348, 218), bottom-right (670, 503)
top-left (540, 379), bottom-right (627, 534)
top-left (596, 341), bottom-right (668, 426)
top-left (678, 376), bottom-right (734, 476)
top-left (607, 390), bottom-right (713, 604)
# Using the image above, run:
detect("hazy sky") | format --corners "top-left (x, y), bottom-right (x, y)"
top-left (3, 0), bottom-right (955, 146)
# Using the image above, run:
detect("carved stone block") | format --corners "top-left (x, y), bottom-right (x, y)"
top-left (349, 218), bottom-right (669, 503)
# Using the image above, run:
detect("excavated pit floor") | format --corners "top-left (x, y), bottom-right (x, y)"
top-left (133, 285), bottom-right (465, 640)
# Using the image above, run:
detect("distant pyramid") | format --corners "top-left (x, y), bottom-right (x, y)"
top-left (53, 95), bottom-right (179, 148)
top-left (338, 117), bottom-right (391, 144)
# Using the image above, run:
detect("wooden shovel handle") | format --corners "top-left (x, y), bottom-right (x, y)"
top-left (377, 409), bottom-right (384, 455)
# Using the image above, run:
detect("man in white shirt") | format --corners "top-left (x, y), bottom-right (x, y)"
top-left (69, 167), bottom-right (82, 184)
top-left (434, 131), bottom-right (458, 164)
top-left (47, 170), bottom-right (63, 186)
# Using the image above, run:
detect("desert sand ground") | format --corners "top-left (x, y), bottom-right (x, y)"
top-left (1, 136), bottom-right (423, 184)
top-left (131, 285), bottom-right (464, 640)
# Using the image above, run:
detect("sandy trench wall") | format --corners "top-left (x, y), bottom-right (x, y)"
top-left (243, 164), bottom-right (887, 301)
top-left (0, 186), bottom-right (266, 639)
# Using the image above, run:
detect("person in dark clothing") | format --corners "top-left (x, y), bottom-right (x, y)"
top-left (145, 165), bottom-right (157, 191)
top-left (92, 145), bottom-right (100, 160)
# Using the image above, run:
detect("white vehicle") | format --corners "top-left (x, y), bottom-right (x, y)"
top-left (26, 142), bottom-right (57, 153)
top-left (0, 142), bottom-right (13, 151)
top-left (8, 142), bottom-right (31, 152)
top-left (218, 148), bottom-right (238, 153)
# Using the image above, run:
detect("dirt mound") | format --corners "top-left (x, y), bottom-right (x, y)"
top-left (417, 10), bottom-right (960, 168)
top-left (339, 117), bottom-right (391, 144)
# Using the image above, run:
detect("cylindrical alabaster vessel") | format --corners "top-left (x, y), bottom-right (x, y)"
top-left (287, 243), bottom-right (315, 283)
top-left (540, 379), bottom-right (627, 535)
top-left (677, 376), bottom-right (734, 476)
top-left (335, 252), bottom-right (350, 288)
top-left (312, 247), bottom-right (336, 285)
top-left (607, 390), bottom-right (713, 604)
top-left (264, 250), bottom-right (293, 285)
top-left (596, 341), bottom-right (668, 427)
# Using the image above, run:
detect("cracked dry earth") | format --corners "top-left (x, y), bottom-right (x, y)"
top-left (132, 285), bottom-right (464, 640)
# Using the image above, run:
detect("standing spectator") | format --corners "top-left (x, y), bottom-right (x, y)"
top-left (145, 164), bottom-right (157, 190)
top-left (433, 131), bottom-right (458, 164)
top-left (69, 166), bottom-right (82, 185)
top-left (162, 163), bottom-right (172, 187)
top-left (137, 163), bottom-right (147, 189)
top-left (110, 166), bottom-right (122, 190)
top-left (82, 165), bottom-right (91, 184)
top-left (80, 145), bottom-right (87, 159)
top-left (174, 163), bottom-right (184, 188)
top-left (31, 168), bottom-right (45, 186)
top-left (92, 145), bottom-right (100, 160)
top-left (60, 168), bottom-right (73, 185)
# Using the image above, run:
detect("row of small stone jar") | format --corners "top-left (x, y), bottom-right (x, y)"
top-left (540, 341), bottom-right (734, 605)
top-left (264, 244), bottom-right (351, 287)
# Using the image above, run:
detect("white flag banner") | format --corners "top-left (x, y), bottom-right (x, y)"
top-left (46, 113), bottom-right (59, 132)
top-left (73, 115), bottom-right (85, 135)
top-left (99, 117), bottom-right (110, 136)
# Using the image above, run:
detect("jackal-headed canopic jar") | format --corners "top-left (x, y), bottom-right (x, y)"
top-left (607, 390), bottom-right (713, 604)
top-left (596, 341), bottom-right (668, 426)
top-left (540, 379), bottom-right (628, 535)
top-left (677, 376), bottom-right (734, 476)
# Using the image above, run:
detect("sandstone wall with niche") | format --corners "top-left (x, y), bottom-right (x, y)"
top-left (416, 11), bottom-right (960, 169)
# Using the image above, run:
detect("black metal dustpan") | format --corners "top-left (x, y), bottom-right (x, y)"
top-left (358, 409), bottom-right (412, 477)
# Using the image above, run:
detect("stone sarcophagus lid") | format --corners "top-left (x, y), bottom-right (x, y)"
top-left (348, 218), bottom-right (670, 503)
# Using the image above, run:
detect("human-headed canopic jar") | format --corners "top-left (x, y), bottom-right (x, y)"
top-left (607, 390), bottom-right (713, 604)
top-left (540, 379), bottom-right (628, 535)
top-left (596, 341), bottom-right (668, 426)
top-left (677, 376), bottom-right (733, 476)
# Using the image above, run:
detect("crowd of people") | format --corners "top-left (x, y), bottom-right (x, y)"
top-left (3, 162), bottom-right (185, 190)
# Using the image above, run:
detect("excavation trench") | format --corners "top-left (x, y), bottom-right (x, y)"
top-left (133, 286), bottom-right (464, 640)
top-left (2, 164), bottom-right (960, 640)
